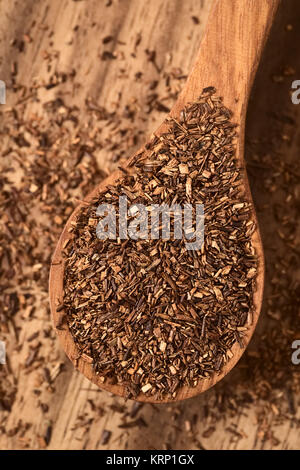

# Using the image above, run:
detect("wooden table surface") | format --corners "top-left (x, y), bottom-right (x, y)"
top-left (0, 0), bottom-right (299, 450)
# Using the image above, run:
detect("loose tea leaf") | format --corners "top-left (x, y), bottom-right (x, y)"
top-left (63, 88), bottom-right (257, 400)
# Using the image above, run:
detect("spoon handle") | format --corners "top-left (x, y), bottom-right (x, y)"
top-left (173, 0), bottom-right (280, 118)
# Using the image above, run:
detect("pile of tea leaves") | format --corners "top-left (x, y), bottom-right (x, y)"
top-left (63, 88), bottom-right (257, 400)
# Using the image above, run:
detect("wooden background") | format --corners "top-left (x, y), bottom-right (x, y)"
top-left (0, 0), bottom-right (300, 450)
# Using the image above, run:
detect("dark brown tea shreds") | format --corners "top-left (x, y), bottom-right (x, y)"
top-left (63, 88), bottom-right (257, 400)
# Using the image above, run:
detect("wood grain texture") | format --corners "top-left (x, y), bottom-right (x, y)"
top-left (49, 0), bottom-right (279, 402)
top-left (1, 0), bottom-right (300, 451)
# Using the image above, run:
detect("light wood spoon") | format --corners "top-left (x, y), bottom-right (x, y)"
top-left (49, 0), bottom-right (279, 402)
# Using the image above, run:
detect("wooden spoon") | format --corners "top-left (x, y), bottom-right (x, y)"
top-left (49, 0), bottom-right (279, 402)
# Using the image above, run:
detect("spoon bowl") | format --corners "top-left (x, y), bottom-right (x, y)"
top-left (49, 0), bottom-right (279, 402)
